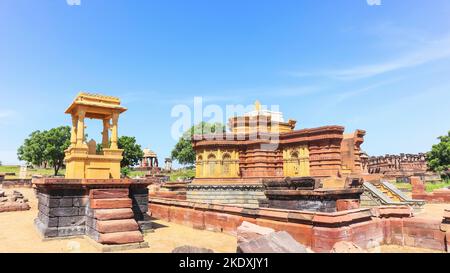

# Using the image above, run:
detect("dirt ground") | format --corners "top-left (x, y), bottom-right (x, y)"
top-left (0, 187), bottom-right (236, 253)
top-left (0, 187), bottom-right (448, 253)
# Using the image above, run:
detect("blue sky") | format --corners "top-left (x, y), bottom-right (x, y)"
top-left (1, 0), bottom-right (450, 165)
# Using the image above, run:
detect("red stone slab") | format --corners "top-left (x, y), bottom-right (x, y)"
top-left (94, 208), bottom-right (134, 220)
top-left (90, 198), bottom-right (132, 209)
top-left (90, 189), bottom-right (129, 199)
top-left (96, 219), bottom-right (139, 233)
top-left (97, 231), bottom-right (144, 245)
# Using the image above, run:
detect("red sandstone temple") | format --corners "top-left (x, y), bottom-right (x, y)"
top-left (192, 101), bottom-right (366, 184)
top-left (187, 101), bottom-right (366, 207)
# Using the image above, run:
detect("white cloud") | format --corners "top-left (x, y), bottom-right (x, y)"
top-left (66, 0), bottom-right (81, 6)
top-left (289, 35), bottom-right (450, 81)
top-left (367, 0), bottom-right (381, 6)
top-left (0, 110), bottom-right (15, 119)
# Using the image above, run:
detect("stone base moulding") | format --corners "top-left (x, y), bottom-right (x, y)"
top-left (149, 197), bottom-right (449, 253)
top-left (33, 177), bottom-right (155, 248)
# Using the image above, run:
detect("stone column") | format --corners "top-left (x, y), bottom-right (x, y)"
top-left (111, 113), bottom-right (119, 149)
top-left (102, 119), bottom-right (110, 148)
top-left (70, 114), bottom-right (77, 146)
top-left (76, 111), bottom-right (86, 147)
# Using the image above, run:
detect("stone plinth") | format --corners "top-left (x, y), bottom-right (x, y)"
top-left (33, 177), bottom-right (153, 247)
top-left (259, 177), bottom-right (364, 212)
top-left (187, 184), bottom-right (266, 208)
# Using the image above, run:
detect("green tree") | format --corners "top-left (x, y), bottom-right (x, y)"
top-left (427, 131), bottom-right (450, 177)
top-left (171, 122), bottom-right (226, 166)
top-left (17, 126), bottom-right (71, 176)
top-left (118, 136), bottom-right (144, 168)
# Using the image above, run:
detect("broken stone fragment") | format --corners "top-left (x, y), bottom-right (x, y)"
top-left (236, 221), bottom-right (275, 244)
top-left (330, 241), bottom-right (367, 253)
top-left (237, 231), bottom-right (308, 253)
top-left (172, 245), bottom-right (214, 253)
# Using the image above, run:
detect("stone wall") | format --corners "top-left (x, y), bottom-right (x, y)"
top-left (364, 153), bottom-right (428, 178)
top-left (149, 198), bottom-right (448, 253)
top-left (33, 178), bottom-right (153, 246)
top-left (1, 179), bottom-right (32, 189)
top-left (186, 184), bottom-right (266, 208)
top-left (35, 189), bottom-right (88, 238)
top-left (411, 176), bottom-right (450, 203)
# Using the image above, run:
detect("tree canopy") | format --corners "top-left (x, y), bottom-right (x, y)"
top-left (171, 122), bottom-right (226, 166)
top-left (427, 131), bottom-right (450, 177)
top-left (17, 126), bottom-right (71, 176)
top-left (118, 136), bottom-right (144, 168)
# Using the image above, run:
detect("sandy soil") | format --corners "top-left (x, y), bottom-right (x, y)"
top-left (0, 187), bottom-right (237, 253)
top-left (0, 187), bottom-right (448, 253)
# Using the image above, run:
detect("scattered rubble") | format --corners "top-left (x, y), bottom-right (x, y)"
top-left (0, 190), bottom-right (30, 212)
top-left (237, 221), bottom-right (275, 244)
top-left (330, 241), bottom-right (367, 253)
top-left (172, 245), bottom-right (214, 253)
top-left (237, 231), bottom-right (309, 253)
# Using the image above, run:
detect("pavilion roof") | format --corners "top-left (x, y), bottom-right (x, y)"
top-left (65, 92), bottom-right (127, 118)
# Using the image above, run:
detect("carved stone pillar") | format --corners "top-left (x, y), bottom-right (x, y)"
top-left (70, 114), bottom-right (77, 146)
top-left (102, 119), bottom-right (110, 148)
top-left (111, 113), bottom-right (119, 149)
top-left (76, 111), bottom-right (86, 147)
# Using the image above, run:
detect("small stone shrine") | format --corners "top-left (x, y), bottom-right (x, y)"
top-left (33, 93), bottom-right (154, 249)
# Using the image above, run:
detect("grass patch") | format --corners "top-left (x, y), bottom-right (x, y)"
top-left (0, 165), bottom-right (65, 178)
top-left (425, 179), bottom-right (450, 192)
top-left (169, 168), bottom-right (195, 181)
top-left (391, 182), bottom-right (412, 191)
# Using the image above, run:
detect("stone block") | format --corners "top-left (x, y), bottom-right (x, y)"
top-left (90, 189), bottom-right (129, 199)
top-left (336, 199), bottom-right (360, 211)
top-left (58, 216), bottom-right (86, 227)
top-left (237, 231), bottom-right (308, 253)
top-left (38, 212), bottom-right (58, 227)
top-left (172, 245), bottom-right (214, 253)
top-left (330, 241), bottom-right (366, 253)
top-left (137, 220), bottom-right (153, 231)
top-left (34, 218), bottom-right (58, 238)
top-left (59, 198), bottom-right (73, 207)
top-left (237, 221), bottom-right (275, 244)
top-left (96, 219), bottom-right (139, 233)
top-left (73, 197), bottom-right (89, 207)
top-left (78, 207), bottom-right (86, 216)
top-left (90, 198), bottom-right (132, 209)
top-left (48, 207), bottom-right (79, 217)
top-left (57, 226), bottom-right (86, 237)
top-left (97, 231), bottom-right (144, 245)
top-left (94, 208), bottom-right (134, 221)
top-left (86, 216), bottom-right (96, 228)
top-left (86, 225), bottom-right (99, 241)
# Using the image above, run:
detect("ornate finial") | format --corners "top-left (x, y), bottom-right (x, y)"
top-left (255, 100), bottom-right (261, 111)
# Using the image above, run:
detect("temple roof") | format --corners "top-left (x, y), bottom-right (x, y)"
top-left (65, 92), bottom-right (127, 117)
top-left (143, 148), bottom-right (157, 158)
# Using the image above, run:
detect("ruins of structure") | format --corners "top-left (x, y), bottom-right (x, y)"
top-left (138, 148), bottom-right (159, 171)
top-left (33, 93), bottom-right (154, 250)
top-left (187, 101), bottom-right (366, 207)
top-left (0, 190), bottom-right (30, 213)
top-left (259, 176), bottom-right (364, 212)
top-left (64, 93), bottom-right (126, 179)
top-left (361, 153), bottom-right (428, 179)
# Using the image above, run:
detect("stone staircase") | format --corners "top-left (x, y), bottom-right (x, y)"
top-left (86, 189), bottom-right (144, 245)
top-left (361, 181), bottom-right (425, 212)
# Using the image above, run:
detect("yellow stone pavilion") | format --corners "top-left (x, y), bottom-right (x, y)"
top-left (64, 92), bottom-right (127, 179)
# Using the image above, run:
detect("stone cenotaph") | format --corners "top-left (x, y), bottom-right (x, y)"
top-left (33, 93), bottom-right (154, 250)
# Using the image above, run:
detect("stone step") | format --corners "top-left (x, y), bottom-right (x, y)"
top-left (90, 198), bottom-right (132, 209)
top-left (96, 219), bottom-right (139, 233)
top-left (98, 231), bottom-right (144, 245)
top-left (94, 208), bottom-right (134, 220)
top-left (90, 189), bottom-right (129, 199)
